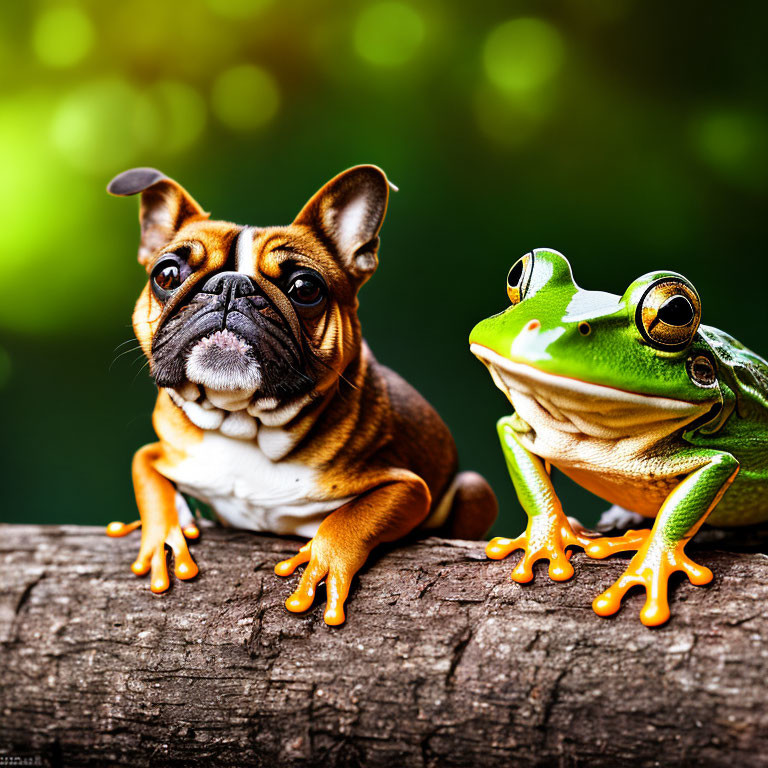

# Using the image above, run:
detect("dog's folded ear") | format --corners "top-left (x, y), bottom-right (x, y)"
top-left (107, 168), bottom-right (208, 266)
top-left (293, 165), bottom-right (394, 287)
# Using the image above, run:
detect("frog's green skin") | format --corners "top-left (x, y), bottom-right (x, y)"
top-left (470, 248), bottom-right (768, 626)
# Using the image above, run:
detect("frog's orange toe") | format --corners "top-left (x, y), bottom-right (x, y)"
top-left (510, 555), bottom-right (535, 583)
top-left (485, 536), bottom-right (522, 560)
top-left (182, 524), bottom-right (200, 540)
top-left (592, 590), bottom-right (621, 617)
top-left (107, 520), bottom-right (141, 537)
top-left (174, 558), bottom-right (198, 580)
top-left (592, 570), bottom-right (642, 617)
top-left (285, 589), bottom-right (315, 613)
top-left (323, 606), bottom-right (345, 626)
top-left (640, 598), bottom-right (671, 627)
top-left (678, 557), bottom-right (713, 586)
top-left (278, 541), bottom-right (355, 626)
top-left (275, 541), bottom-right (313, 577)
top-left (274, 560), bottom-right (294, 577)
top-left (131, 559), bottom-right (150, 576)
top-left (591, 539), bottom-right (710, 626)
top-left (150, 576), bottom-right (170, 594)
top-left (585, 529), bottom-right (651, 559)
top-left (285, 558), bottom-right (327, 614)
top-left (547, 551), bottom-right (574, 582)
top-left (491, 513), bottom-right (589, 584)
top-left (323, 572), bottom-right (351, 626)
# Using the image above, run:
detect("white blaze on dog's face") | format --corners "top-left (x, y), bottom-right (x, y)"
top-left (110, 166), bottom-right (392, 431)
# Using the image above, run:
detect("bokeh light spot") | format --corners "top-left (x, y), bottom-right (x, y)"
top-left (211, 65), bottom-right (280, 131)
top-left (0, 92), bottom-right (99, 333)
top-left (483, 18), bottom-right (564, 96)
top-left (692, 111), bottom-right (758, 179)
top-left (0, 94), bottom-right (77, 268)
top-left (474, 85), bottom-right (543, 148)
top-left (32, 6), bottom-right (94, 68)
top-left (354, 2), bottom-right (425, 67)
top-left (204, 0), bottom-right (273, 18)
top-left (51, 78), bottom-right (159, 175)
top-left (147, 81), bottom-right (207, 154)
top-left (0, 346), bottom-right (10, 389)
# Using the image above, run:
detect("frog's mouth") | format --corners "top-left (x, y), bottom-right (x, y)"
top-left (470, 344), bottom-right (707, 441)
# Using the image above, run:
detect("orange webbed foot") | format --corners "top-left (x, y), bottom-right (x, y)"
top-left (487, 512), bottom-right (596, 584)
top-left (592, 540), bottom-right (712, 626)
top-left (107, 518), bottom-right (199, 593)
top-left (275, 538), bottom-right (365, 626)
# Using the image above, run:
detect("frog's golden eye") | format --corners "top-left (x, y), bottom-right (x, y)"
top-left (507, 253), bottom-right (533, 305)
top-left (636, 277), bottom-right (701, 350)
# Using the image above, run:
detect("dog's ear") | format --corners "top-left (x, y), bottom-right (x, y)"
top-left (107, 168), bottom-right (208, 265)
top-left (293, 165), bottom-right (394, 287)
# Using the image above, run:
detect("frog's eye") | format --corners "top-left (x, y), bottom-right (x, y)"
top-left (636, 277), bottom-right (701, 350)
top-left (507, 253), bottom-right (534, 306)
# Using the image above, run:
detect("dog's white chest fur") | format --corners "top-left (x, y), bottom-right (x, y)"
top-left (166, 431), bottom-right (350, 538)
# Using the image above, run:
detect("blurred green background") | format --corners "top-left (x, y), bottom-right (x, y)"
top-left (1, 0), bottom-right (767, 537)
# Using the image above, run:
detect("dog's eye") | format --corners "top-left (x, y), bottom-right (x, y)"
top-left (151, 254), bottom-right (191, 301)
top-left (287, 272), bottom-right (325, 307)
top-left (155, 265), bottom-right (180, 291)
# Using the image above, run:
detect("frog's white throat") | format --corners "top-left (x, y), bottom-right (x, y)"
top-left (470, 344), bottom-right (706, 443)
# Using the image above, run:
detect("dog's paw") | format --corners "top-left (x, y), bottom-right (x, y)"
top-left (275, 537), bottom-right (367, 626)
top-left (107, 519), bottom-right (199, 592)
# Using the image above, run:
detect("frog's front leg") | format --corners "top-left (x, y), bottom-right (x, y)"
top-left (106, 442), bottom-right (199, 592)
top-left (592, 450), bottom-right (739, 626)
top-left (486, 416), bottom-right (595, 582)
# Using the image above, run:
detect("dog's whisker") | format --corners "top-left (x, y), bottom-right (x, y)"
top-left (131, 358), bottom-right (152, 384)
top-left (109, 345), bottom-right (143, 371)
top-left (112, 337), bottom-right (139, 352)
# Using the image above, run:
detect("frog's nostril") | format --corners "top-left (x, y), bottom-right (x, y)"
top-left (524, 319), bottom-right (541, 332)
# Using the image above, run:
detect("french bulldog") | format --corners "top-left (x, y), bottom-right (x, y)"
top-left (106, 165), bottom-right (497, 624)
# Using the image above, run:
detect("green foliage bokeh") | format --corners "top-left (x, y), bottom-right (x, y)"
top-left (1, 0), bottom-right (766, 535)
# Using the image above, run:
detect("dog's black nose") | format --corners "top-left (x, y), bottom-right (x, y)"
top-left (201, 271), bottom-right (258, 299)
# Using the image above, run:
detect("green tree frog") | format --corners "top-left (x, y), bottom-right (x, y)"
top-left (470, 249), bottom-right (768, 626)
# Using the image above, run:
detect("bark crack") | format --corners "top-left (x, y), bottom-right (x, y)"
top-left (446, 617), bottom-right (474, 687)
top-left (15, 571), bottom-right (46, 616)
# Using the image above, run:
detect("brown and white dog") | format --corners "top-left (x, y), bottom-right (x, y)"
top-left (106, 165), bottom-right (497, 624)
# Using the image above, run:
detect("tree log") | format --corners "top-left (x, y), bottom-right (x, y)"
top-left (1, 524), bottom-right (767, 768)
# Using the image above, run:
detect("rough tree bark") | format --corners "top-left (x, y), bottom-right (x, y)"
top-left (0, 523), bottom-right (767, 768)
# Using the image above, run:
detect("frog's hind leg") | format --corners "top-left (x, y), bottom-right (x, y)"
top-left (487, 416), bottom-right (596, 582)
top-left (591, 450), bottom-right (738, 626)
